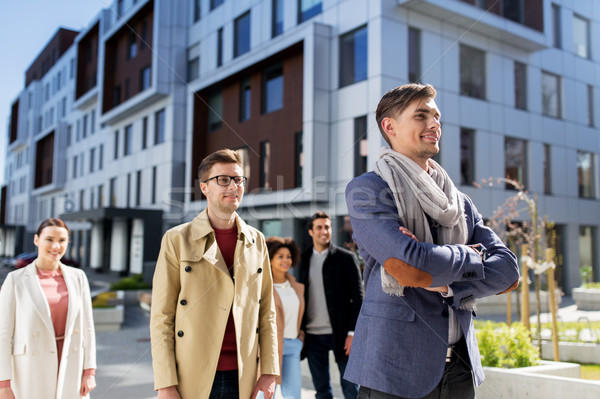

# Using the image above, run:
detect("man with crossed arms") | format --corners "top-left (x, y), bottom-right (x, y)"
top-left (344, 84), bottom-right (520, 399)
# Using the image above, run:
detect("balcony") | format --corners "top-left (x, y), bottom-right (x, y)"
top-left (397, 0), bottom-right (547, 52)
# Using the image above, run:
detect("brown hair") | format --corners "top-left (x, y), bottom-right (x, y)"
top-left (198, 149), bottom-right (243, 182)
top-left (265, 237), bottom-right (300, 267)
top-left (308, 211), bottom-right (330, 231)
top-left (36, 218), bottom-right (69, 236)
top-left (376, 83), bottom-right (437, 146)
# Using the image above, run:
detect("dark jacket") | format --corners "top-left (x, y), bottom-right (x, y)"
top-left (297, 243), bottom-right (364, 361)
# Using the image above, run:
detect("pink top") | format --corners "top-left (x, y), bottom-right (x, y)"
top-left (0, 266), bottom-right (94, 389)
top-left (37, 267), bottom-right (70, 366)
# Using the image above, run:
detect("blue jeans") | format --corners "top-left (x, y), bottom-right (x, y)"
top-left (209, 370), bottom-right (239, 399)
top-left (305, 333), bottom-right (358, 399)
top-left (281, 337), bottom-right (303, 398)
top-left (259, 337), bottom-right (304, 399)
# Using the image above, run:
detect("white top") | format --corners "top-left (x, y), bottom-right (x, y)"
top-left (274, 280), bottom-right (300, 339)
top-left (305, 248), bottom-right (332, 335)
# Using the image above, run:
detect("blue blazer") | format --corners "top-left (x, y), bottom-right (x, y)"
top-left (344, 172), bottom-right (519, 398)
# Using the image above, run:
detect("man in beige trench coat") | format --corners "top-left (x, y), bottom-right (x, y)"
top-left (150, 149), bottom-right (279, 399)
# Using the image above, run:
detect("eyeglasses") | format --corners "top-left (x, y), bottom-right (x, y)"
top-left (203, 175), bottom-right (247, 187)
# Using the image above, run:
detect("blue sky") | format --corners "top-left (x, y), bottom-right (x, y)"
top-left (0, 0), bottom-right (106, 185)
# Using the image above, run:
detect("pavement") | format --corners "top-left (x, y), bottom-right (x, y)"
top-left (2, 263), bottom-right (599, 398)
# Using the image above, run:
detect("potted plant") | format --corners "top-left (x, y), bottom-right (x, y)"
top-left (573, 266), bottom-right (600, 311)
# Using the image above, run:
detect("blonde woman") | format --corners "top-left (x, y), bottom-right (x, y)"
top-left (0, 218), bottom-right (96, 399)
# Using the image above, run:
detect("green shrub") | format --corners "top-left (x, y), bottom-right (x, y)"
top-left (583, 282), bottom-right (600, 290)
top-left (109, 274), bottom-right (150, 290)
top-left (92, 291), bottom-right (118, 308)
top-left (476, 321), bottom-right (539, 368)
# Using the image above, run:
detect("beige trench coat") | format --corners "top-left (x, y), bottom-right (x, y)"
top-left (150, 210), bottom-right (279, 399)
top-left (0, 262), bottom-right (97, 399)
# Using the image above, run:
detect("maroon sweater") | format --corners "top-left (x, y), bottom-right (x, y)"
top-left (213, 226), bottom-right (238, 371)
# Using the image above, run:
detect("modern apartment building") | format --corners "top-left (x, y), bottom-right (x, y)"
top-left (2, 0), bottom-right (599, 292)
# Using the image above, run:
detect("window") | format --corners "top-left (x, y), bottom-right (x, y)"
top-left (588, 85), bottom-right (595, 127)
top-left (91, 110), bottom-right (96, 134)
top-left (98, 184), bottom-right (104, 207)
top-left (151, 166), bottom-right (157, 204)
top-left (260, 141), bottom-right (271, 189)
top-left (579, 226), bottom-right (596, 276)
top-left (113, 85), bottom-right (121, 106)
top-left (194, 0), bottom-right (201, 22)
top-left (298, 0), bottom-right (322, 23)
top-left (578, 151), bottom-right (596, 199)
top-left (460, 128), bottom-right (475, 186)
top-left (240, 78), bottom-right (251, 121)
top-left (155, 109), bottom-right (165, 144)
top-left (502, 0), bottom-right (523, 23)
top-left (234, 11), bottom-right (251, 58)
top-left (504, 137), bottom-right (527, 190)
top-left (124, 124), bottom-right (133, 156)
top-left (125, 79), bottom-right (131, 100)
top-left (127, 173), bottom-right (131, 207)
top-left (552, 4), bottom-right (561, 48)
top-left (114, 130), bottom-right (120, 159)
top-left (544, 144), bottom-right (551, 195)
top-left (542, 71), bottom-right (561, 118)
top-left (80, 153), bottom-right (84, 177)
top-left (79, 190), bottom-right (85, 211)
top-left (460, 44), bottom-right (485, 99)
top-left (295, 132), bottom-right (303, 187)
top-left (217, 27), bottom-right (223, 67)
top-left (573, 15), bottom-right (590, 59)
top-left (140, 20), bottom-right (148, 50)
top-left (136, 170), bottom-right (142, 206)
top-left (340, 25), bottom-right (368, 87)
top-left (236, 147), bottom-right (251, 180)
top-left (90, 188), bottom-right (95, 210)
top-left (188, 57), bottom-right (199, 82)
top-left (117, 0), bottom-right (124, 17)
top-left (67, 125), bottom-right (72, 146)
top-left (140, 65), bottom-right (151, 91)
top-left (272, 0), bottom-right (284, 38)
top-left (90, 148), bottom-right (96, 173)
top-left (263, 65), bottom-right (283, 114)
top-left (210, 0), bottom-right (224, 11)
top-left (128, 31), bottom-right (138, 59)
top-left (109, 177), bottom-right (117, 206)
top-left (208, 91), bottom-right (223, 131)
top-left (142, 117), bottom-right (148, 149)
top-left (408, 27), bottom-right (421, 83)
top-left (82, 114), bottom-right (88, 138)
top-left (354, 116), bottom-right (368, 177)
top-left (99, 144), bottom-right (104, 170)
top-left (514, 62), bottom-right (527, 110)
top-left (72, 155), bottom-right (78, 178)
top-left (61, 97), bottom-right (67, 117)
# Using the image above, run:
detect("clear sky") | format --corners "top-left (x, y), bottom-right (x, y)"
top-left (0, 0), bottom-right (107, 186)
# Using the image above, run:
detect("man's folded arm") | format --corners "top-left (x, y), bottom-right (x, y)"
top-left (346, 176), bottom-right (485, 288)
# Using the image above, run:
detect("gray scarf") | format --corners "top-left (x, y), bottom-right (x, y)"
top-left (374, 148), bottom-right (468, 296)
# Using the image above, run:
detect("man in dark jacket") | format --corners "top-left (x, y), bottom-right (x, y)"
top-left (296, 211), bottom-right (364, 399)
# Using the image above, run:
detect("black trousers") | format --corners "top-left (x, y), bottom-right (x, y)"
top-left (357, 338), bottom-right (475, 399)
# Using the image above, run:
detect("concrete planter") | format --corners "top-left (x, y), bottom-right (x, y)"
top-left (476, 289), bottom-right (562, 316)
top-left (573, 287), bottom-right (600, 311)
top-left (93, 290), bottom-right (124, 332)
top-left (539, 341), bottom-right (600, 365)
top-left (476, 361), bottom-right (600, 398)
